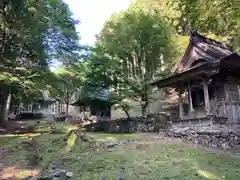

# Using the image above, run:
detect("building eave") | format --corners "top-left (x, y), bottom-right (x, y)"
top-left (151, 62), bottom-right (220, 89)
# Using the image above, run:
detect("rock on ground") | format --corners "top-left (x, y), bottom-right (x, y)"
top-left (167, 124), bottom-right (240, 150)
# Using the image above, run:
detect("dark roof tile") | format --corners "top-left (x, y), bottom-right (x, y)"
top-left (176, 32), bottom-right (234, 73)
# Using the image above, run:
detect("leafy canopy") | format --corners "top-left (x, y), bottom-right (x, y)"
top-left (85, 5), bottom-right (175, 116)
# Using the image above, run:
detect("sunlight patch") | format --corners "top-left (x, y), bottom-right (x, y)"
top-left (105, 136), bottom-right (117, 141)
top-left (0, 166), bottom-right (40, 179)
top-left (64, 130), bottom-right (77, 153)
top-left (197, 169), bottom-right (221, 180)
top-left (0, 133), bottom-right (41, 138)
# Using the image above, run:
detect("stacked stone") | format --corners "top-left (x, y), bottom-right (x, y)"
top-left (168, 125), bottom-right (240, 150)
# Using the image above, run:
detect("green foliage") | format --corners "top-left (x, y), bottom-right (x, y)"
top-left (2, 0), bottom-right (239, 121)
top-left (0, 0), bottom-right (81, 104)
top-left (167, 0), bottom-right (240, 51)
top-left (133, 0), bottom-right (240, 58)
top-left (87, 5), bottom-right (175, 116)
top-left (85, 0), bottom-right (240, 118)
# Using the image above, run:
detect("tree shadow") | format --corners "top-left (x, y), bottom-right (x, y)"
top-left (0, 120), bottom-right (68, 136)
top-left (0, 121), bottom-right (30, 135)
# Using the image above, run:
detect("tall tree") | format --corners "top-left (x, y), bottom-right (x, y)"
top-left (134, 0), bottom-right (240, 51)
top-left (170, 0), bottom-right (240, 50)
top-left (0, 0), bottom-right (80, 124)
top-left (53, 61), bottom-right (88, 120)
top-left (90, 6), bottom-right (175, 116)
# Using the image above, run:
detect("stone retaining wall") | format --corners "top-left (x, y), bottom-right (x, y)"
top-left (168, 124), bottom-right (240, 150)
top-left (85, 113), bottom-right (169, 133)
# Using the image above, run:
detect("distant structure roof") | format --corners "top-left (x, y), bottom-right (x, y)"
top-left (71, 87), bottom-right (111, 108)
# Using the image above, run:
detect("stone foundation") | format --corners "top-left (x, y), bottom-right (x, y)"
top-left (85, 113), bottom-right (169, 133)
top-left (167, 124), bottom-right (240, 150)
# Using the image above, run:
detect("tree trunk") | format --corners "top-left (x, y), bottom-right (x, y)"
top-left (60, 103), bottom-right (62, 114)
top-left (99, 111), bottom-right (104, 121)
top-left (0, 102), bottom-right (7, 126)
top-left (58, 102), bottom-right (60, 114)
top-left (140, 97), bottom-right (148, 117)
top-left (0, 86), bottom-right (10, 126)
top-left (31, 103), bottom-right (34, 113)
top-left (65, 101), bottom-right (69, 123)
top-left (83, 111), bottom-right (89, 121)
top-left (141, 104), bottom-right (147, 117)
top-left (121, 105), bottom-right (131, 120)
top-left (64, 90), bottom-right (70, 123)
top-left (4, 93), bottom-right (12, 122)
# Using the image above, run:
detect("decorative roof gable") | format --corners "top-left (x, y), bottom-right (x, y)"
top-left (175, 31), bottom-right (234, 73)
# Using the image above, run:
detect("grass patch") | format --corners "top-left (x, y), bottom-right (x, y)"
top-left (1, 121), bottom-right (240, 180)
top-left (87, 132), bottom-right (144, 142)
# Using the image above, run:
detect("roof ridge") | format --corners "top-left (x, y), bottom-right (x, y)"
top-left (174, 30), bottom-right (235, 74)
top-left (189, 31), bottom-right (234, 52)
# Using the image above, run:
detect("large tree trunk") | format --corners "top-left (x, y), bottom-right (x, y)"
top-left (4, 93), bottom-right (12, 121)
top-left (0, 93), bottom-right (11, 126)
top-left (0, 86), bottom-right (10, 126)
top-left (0, 103), bottom-right (7, 126)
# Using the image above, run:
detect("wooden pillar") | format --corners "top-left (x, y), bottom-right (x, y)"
top-left (178, 88), bottom-right (184, 120)
top-left (238, 104), bottom-right (240, 121)
top-left (238, 85), bottom-right (240, 100)
top-left (232, 104), bottom-right (236, 122)
top-left (188, 83), bottom-right (194, 114)
top-left (203, 79), bottom-right (210, 114)
top-left (224, 84), bottom-right (229, 100)
top-left (223, 103), bottom-right (227, 117)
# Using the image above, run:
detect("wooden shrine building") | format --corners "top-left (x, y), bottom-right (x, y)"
top-left (151, 31), bottom-right (240, 124)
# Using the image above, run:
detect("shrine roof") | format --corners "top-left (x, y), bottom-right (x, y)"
top-left (151, 31), bottom-right (240, 88)
top-left (175, 31), bottom-right (235, 73)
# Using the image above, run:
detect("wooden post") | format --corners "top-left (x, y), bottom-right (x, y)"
top-left (203, 79), bottom-right (210, 114)
top-left (232, 103), bottom-right (236, 123)
top-left (188, 83), bottom-right (194, 115)
top-left (178, 88), bottom-right (184, 120)
top-left (238, 104), bottom-right (240, 122)
top-left (223, 103), bottom-right (227, 117)
top-left (224, 84), bottom-right (229, 100)
top-left (238, 85), bottom-right (240, 100)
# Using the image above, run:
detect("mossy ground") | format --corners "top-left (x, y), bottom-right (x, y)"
top-left (1, 120), bottom-right (240, 180)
